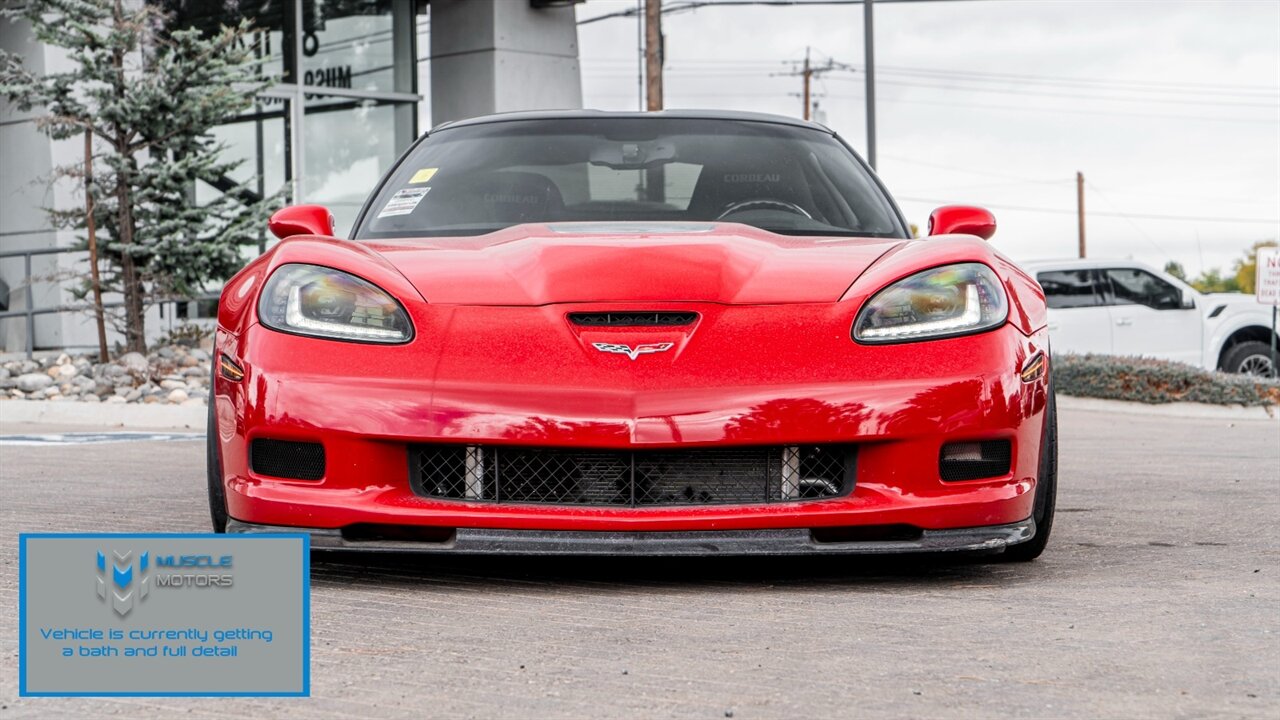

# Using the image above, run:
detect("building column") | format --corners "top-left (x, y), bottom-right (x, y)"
top-left (428, 0), bottom-right (583, 127)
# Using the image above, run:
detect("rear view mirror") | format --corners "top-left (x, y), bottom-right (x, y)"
top-left (928, 205), bottom-right (997, 240)
top-left (589, 140), bottom-right (677, 169)
top-left (268, 205), bottom-right (336, 240)
top-left (1181, 290), bottom-right (1196, 310)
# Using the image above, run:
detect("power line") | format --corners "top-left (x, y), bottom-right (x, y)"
top-left (861, 64), bottom-right (1279, 96)
top-left (893, 196), bottom-right (1280, 225)
top-left (584, 59), bottom-right (1279, 98)
top-left (906, 178), bottom-right (1074, 195)
top-left (818, 74), bottom-right (1280, 109)
top-left (577, 0), bottom-right (994, 25)
top-left (585, 87), bottom-right (1278, 124)
top-left (1084, 181), bottom-right (1172, 258)
top-left (584, 66), bottom-right (1279, 108)
top-left (878, 154), bottom-right (1063, 183)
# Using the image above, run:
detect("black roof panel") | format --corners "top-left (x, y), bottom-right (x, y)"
top-left (431, 109), bottom-right (833, 134)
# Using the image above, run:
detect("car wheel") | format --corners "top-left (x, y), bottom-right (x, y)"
top-left (206, 364), bottom-right (229, 533)
top-left (1002, 376), bottom-right (1057, 562)
top-left (1222, 340), bottom-right (1277, 378)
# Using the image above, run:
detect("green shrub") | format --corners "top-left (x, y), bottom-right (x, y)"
top-left (1054, 354), bottom-right (1280, 406)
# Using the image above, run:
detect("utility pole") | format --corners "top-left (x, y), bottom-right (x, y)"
top-left (644, 0), bottom-right (663, 111)
top-left (84, 129), bottom-right (109, 362)
top-left (781, 49), bottom-right (839, 121)
top-left (636, 0), bottom-right (644, 110)
top-left (802, 47), bottom-right (811, 121)
top-left (1076, 171), bottom-right (1087, 259)
top-left (863, 0), bottom-right (877, 169)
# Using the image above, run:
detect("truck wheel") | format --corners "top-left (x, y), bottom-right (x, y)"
top-left (1222, 341), bottom-right (1277, 378)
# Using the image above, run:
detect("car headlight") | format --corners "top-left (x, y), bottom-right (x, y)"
top-left (853, 263), bottom-right (1008, 343)
top-left (258, 264), bottom-right (413, 343)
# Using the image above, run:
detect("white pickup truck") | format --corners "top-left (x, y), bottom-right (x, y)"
top-left (1022, 259), bottom-right (1277, 377)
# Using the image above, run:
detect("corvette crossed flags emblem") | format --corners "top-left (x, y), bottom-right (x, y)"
top-left (591, 342), bottom-right (675, 361)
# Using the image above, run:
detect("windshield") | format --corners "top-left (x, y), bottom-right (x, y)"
top-left (354, 117), bottom-right (907, 240)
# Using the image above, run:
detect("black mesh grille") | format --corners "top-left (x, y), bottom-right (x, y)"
top-left (567, 311), bottom-right (698, 327)
top-left (411, 445), bottom-right (852, 506)
top-left (939, 440), bottom-right (1011, 481)
top-left (250, 439), bottom-right (325, 480)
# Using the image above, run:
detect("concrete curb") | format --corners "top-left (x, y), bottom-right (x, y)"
top-left (1058, 394), bottom-right (1279, 421)
top-left (0, 399), bottom-right (207, 429)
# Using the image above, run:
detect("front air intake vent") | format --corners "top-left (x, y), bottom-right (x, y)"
top-left (411, 444), bottom-right (854, 506)
top-left (250, 439), bottom-right (325, 480)
top-left (939, 440), bottom-right (1011, 481)
top-left (568, 312), bottom-right (698, 327)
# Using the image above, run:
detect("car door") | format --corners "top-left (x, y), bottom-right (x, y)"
top-left (1037, 269), bottom-right (1112, 355)
top-left (1100, 267), bottom-right (1203, 366)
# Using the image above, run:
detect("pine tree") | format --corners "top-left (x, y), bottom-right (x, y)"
top-left (0, 0), bottom-right (281, 352)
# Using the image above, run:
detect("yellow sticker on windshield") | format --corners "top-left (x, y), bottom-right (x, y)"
top-left (409, 168), bottom-right (438, 184)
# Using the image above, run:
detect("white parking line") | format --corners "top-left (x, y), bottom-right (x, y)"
top-left (0, 432), bottom-right (204, 446)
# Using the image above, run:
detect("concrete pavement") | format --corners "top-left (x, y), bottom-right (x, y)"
top-left (1, 407), bottom-right (1277, 718)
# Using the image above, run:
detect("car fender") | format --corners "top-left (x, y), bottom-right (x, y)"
top-left (1205, 303), bottom-right (1279, 367)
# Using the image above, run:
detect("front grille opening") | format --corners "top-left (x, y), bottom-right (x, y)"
top-left (411, 444), bottom-right (853, 507)
top-left (250, 438), bottom-right (325, 480)
top-left (340, 524), bottom-right (455, 544)
top-left (567, 311), bottom-right (698, 327)
top-left (939, 440), bottom-right (1012, 481)
top-left (811, 524), bottom-right (923, 544)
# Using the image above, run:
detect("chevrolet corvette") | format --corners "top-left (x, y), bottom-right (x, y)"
top-left (209, 110), bottom-right (1056, 559)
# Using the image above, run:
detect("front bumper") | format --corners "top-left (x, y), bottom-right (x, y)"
top-left (227, 518), bottom-right (1036, 555)
top-left (214, 305), bottom-right (1051, 537)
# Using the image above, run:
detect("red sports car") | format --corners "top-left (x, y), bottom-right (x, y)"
top-left (209, 110), bottom-right (1056, 560)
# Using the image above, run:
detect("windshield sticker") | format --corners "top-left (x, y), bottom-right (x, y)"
top-left (408, 167), bottom-right (438, 184)
top-left (378, 187), bottom-right (430, 218)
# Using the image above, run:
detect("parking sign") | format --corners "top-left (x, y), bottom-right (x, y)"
top-left (1257, 247), bottom-right (1280, 305)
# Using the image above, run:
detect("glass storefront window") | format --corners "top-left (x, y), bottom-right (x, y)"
top-left (163, 0), bottom-right (294, 83)
top-left (301, 0), bottom-right (416, 96)
top-left (167, 0), bottom-right (420, 238)
top-left (196, 98), bottom-right (292, 254)
top-left (206, 104), bottom-right (291, 195)
top-left (304, 99), bottom-right (414, 236)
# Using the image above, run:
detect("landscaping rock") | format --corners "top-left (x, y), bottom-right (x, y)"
top-left (4, 344), bottom-right (211, 406)
top-left (118, 352), bottom-right (149, 376)
top-left (15, 373), bottom-right (54, 393)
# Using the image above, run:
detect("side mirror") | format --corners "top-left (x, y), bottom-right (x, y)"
top-left (1181, 290), bottom-right (1196, 310)
top-left (268, 205), bottom-right (335, 240)
top-left (928, 205), bottom-right (997, 240)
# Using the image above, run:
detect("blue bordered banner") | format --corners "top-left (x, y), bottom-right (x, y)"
top-left (19, 533), bottom-right (310, 697)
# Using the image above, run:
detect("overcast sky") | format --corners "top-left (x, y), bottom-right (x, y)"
top-left (573, 0), bottom-right (1280, 276)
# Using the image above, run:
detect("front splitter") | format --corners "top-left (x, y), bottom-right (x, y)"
top-left (225, 519), bottom-right (1035, 555)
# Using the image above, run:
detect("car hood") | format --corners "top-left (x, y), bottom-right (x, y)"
top-left (365, 222), bottom-right (904, 305)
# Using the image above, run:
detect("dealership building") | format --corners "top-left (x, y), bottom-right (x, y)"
top-left (0, 0), bottom-right (585, 353)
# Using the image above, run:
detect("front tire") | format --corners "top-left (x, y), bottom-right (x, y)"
top-left (1002, 377), bottom-right (1057, 562)
top-left (206, 365), bottom-right (229, 533)
top-left (1222, 340), bottom-right (1277, 378)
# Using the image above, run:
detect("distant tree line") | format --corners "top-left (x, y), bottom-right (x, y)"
top-left (1165, 240), bottom-right (1278, 294)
